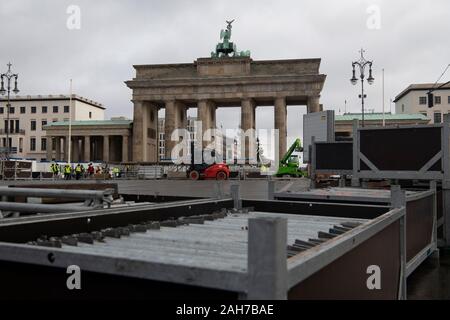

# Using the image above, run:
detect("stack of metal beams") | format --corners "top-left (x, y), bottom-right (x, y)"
top-left (27, 209), bottom-right (368, 271)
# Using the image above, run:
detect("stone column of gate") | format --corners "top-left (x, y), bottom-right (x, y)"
top-left (84, 136), bottom-right (91, 162)
top-left (103, 135), bottom-right (110, 163)
top-left (132, 100), bottom-right (159, 162)
top-left (46, 136), bottom-right (53, 161)
top-left (307, 95), bottom-right (321, 113)
top-left (164, 100), bottom-right (187, 160)
top-left (274, 97), bottom-right (287, 162)
top-left (55, 137), bottom-right (61, 161)
top-left (122, 135), bottom-right (129, 163)
top-left (73, 137), bottom-right (80, 163)
top-left (132, 100), bottom-right (145, 162)
top-left (197, 99), bottom-right (216, 148)
top-left (241, 99), bottom-right (256, 164)
top-left (64, 137), bottom-right (70, 162)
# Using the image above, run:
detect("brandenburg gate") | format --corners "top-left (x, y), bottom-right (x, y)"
top-left (126, 21), bottom-right (326, 162)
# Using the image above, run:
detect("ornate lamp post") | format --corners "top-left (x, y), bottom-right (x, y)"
top-left (0, 63), bottom-right (20, 159)
top-left (350, 49), bottom-right (374, 127)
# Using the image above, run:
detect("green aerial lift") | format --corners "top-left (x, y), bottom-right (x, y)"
top-left (276, 138), bottom-right (304, 177)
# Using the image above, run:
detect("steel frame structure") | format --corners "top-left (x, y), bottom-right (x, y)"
top-left (0, 187), bottom-right (421, 300)
top-left (274, 184), bottom-right (438, 285)
top-left (310, 115), bottom-right (450, 246)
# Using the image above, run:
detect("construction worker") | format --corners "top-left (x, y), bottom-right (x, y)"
top-left (87, 163), bottom-right (95, 178)
top-left (75, 163), bottom-right (83, 180)
top-left (64, 164), bottom-right (72, 180)
top-left (50, 162), bottom-right (59, 178)
top-left (112, 166), bottom-right (120, 179)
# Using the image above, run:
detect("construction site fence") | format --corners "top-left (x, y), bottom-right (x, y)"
top-left (0, 161), bottom-right (271, 181)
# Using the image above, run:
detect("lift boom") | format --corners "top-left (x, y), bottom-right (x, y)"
top-left (276, 138), bottom-right (304, 177)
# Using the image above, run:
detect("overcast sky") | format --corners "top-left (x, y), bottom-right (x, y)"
top-left (1, 0), bottom-right (449, 146)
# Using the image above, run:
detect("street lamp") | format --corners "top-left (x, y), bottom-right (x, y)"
top-left (0, 63), bottom-right (20, 160)
top-left (351, 49), bottom-right (374, 127)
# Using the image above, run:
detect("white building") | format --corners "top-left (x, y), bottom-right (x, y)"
top-left (158, 117), bottom-right (197, 160)
top-left (395, 83), bottom-right (450, 124)
top-left (158, 117), bottom-right (237, 162)
top-left (0, 94), bottom-right (105, 160)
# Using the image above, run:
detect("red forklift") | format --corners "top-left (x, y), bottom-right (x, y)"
top-left (186, 142), bottom-right (230, 180)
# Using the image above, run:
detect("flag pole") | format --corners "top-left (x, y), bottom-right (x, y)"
top-left (68, 79), bottom-right (72, 165)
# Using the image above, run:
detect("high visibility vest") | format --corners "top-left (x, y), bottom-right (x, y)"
top-left (65, 166), bottom-right (71, 174)
top-left (75, 166), bottom-right (82, 173)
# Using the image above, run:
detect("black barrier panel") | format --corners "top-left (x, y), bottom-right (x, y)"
top-left (360, 127), bottom-right (442, 171)
top-left (316, 143), bottom-right (353, 170)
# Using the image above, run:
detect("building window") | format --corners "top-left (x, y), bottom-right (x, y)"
top-left (5, 120), bottom-right (15, 133)
top-left (0, 107), bottom-right (3, 114)
top-left (64, 105), bottom-right (70, 113)
top-left (53, 106), bottom-right (58, 113)
top-left (434, 112), bottom-right (442, 124)
top-left (419, 96), bottom-right (427, 105)
top-left (41, 138), bottom-right (47, 151)
top-left (20, 106), bottom-right (26, 114)
top-left (89, 112), bottom-right (92, 119)
top-left (401, 104), bottom-right (405, 112)
top-left (435, 96), bottom-right (442, 105)
top-left (30, 138), bottom-right (36, 152)
top-left (42, 106), bottom-right (48, 113)
top-left (30, 120), bottom-right (37, 131)
top-left (41, 120), bottom-right (47, 130)
top-left (52, 119), bottom-right (58, 123)
top-left (9, 107), bottom-right (15, 114)
top-left (448, 96), bottom-right (450, 104)
top-left (31, 106), bottom-right (37, 114)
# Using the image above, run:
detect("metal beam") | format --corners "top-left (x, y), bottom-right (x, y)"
top-left (267, 180), bottom-right (275, 200)
top-left (357, 171), bottom-right (443, 180)
top-left (0, 187), bottom-right (113, 200)
top-left (231, 185), bottom-right (242, 210)
top-left (246, 217), bottom-right (288, 300)
top-left (287, 206), bottom-right (405, 288)
top-left (351, 119), bottom-right (360, 187)
top-left (391, 185), bottom-right (407, 300)
top-left (418, 152), bottom-right (442, 174)
top-left (0, 242), bottom-right (248, 293)
top-left (359, 152), bottom-right (380, 172)
top-left (0, 202), bottom-right (93, 214)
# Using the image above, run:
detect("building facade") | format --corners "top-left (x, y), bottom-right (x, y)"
top-left (335, 112), bottom-right (430, 139)
top-left (394, 83), bottom-right (450, 124)
top-left (44, 118), bottom-right (132, 163)
top-left (0, 95), bottom-right (105, 160)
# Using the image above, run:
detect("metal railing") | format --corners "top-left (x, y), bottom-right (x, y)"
top-left (0, 161), bottom-right (297, 182)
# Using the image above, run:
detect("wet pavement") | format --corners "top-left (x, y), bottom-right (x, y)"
top-left (408, 250), bottom-right (450, 299)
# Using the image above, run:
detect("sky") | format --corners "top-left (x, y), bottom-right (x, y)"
top-left (0, 0), bottom-right (449, 148)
